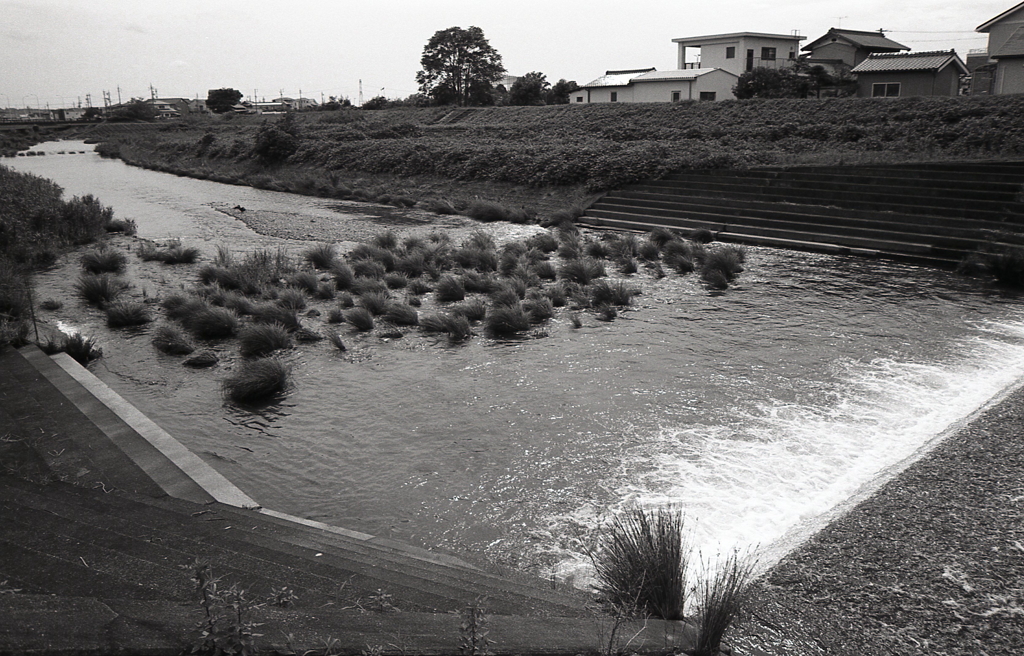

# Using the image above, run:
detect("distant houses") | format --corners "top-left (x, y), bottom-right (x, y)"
top-left (575, 7), bottom-right (1024, 104)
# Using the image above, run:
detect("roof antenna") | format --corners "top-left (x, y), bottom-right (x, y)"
top-left (836, 16), bottom-right (848, 28)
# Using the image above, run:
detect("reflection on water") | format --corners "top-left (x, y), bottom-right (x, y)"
top-left (11, 139), bottom-right (1024, 580)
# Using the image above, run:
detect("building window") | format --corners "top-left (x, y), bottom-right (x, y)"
top-left (610, 91), bottom-right (618, 102)
top-left (699, 92), bottom-right (717, 101)
top-left (761, 47), bottom-right (776, 61)
top-left (872, 82), bottom-right (901, 97)
top-left (672, 91), bottom-right (681, 102)
top-left (789, 50), bottom-right (796, 59)
top-left (726, 46), bottom-right (736, 59)
top-left (576, 96), bottom-right (584, 103)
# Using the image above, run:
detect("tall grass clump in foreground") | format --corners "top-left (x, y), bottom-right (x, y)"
top-left (692, 550), bottom-right (758, 656)
top-left (485, 303), bottom-right (530, 336)
top-left (590, 506), bottom-right (688, 620)
top-left (222, 357), bottom-right (290, 403)
top-left (559, 257), bottom-right (606, 285)
top-left (303, 242), bottom-right (337, 269)
top-left (181, 305), bottom-right (238, 339)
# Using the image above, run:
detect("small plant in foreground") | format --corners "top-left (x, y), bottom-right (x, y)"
top-left (692, 550), bottom-right (758, 656)
top-left (360, 290), bottom-right (391, 316)
top-left (40, 298), bottom-right (62, 310)
top-left (384, 302), bottom-right (419, 326)
top-left (435, 274), bottom-right (466, 303)
top-left (559, 257), bottom-right (606, 285)
top-left (590, 280), bottom-right (639, 307)
top-left (185, 559), bottom-right (263, 656)
top-left (250, 303), bottom-right (300, 331)
top-left (222, 357), bottom-right (290, 403)
top-left (183, 306), bottom-right (238, 340)
top-left (459, 599), bottom-right (492, 656)
top-left (327, 330), bottom-right (347, 351)
top-left (105, 300), bottom-right (152, 327)
top-left (239, 323), bottom-right (293, 357)
top-left (590, 505), bottom-right (688, 620)
top-left (104, 217), bottom-right (137, 235)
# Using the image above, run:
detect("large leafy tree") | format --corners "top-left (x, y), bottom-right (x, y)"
top-left (416, 26), bottom-right (505, 106)
top-left (206, 88), bottom-right (243, 114)
top-left (546, 79), bottom-right (581, 105)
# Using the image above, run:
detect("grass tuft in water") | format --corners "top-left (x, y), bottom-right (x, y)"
top-left (222, 357), bottom-right (290, 403)
top-left (692, 550), bottom-right (757, 656)
top-left (105, 300), bottom-right (152, 327)
top-left (152, 324), bottom-right (195, 355)
top-left (76, 273), bottom-right (129, 306)
top-left (239, 323), bottom-right (294, 357)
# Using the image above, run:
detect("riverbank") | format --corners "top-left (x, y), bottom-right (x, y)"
top-left (731, 382), bottom-right (1024, 655)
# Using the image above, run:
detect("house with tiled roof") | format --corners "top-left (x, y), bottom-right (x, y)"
top-left (850, 50), bottom-right (968, 97)
top-left (975, 1), bottom-right (1024, 95)
top-left (801, 28), bottom-right (909, 75)
top-left (574, 67), bottom-right (739, 103)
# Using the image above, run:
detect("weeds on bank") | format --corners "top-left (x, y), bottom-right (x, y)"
top-left (691, 550), bottom-right (758, 656)
top-left (459, 598), bottom-right (493, 656)
top-left (222, 357), bottom-right (290, 403)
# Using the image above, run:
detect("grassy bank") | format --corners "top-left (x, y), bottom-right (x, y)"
top-left (0, 165), bottom-right (123, 347)
top-left (88, 95), bottom-right (1024, 212)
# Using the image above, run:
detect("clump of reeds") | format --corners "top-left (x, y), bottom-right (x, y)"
top-left (451, 299), bottom-right (487, 322)
top-left (524, 297), bottom-right (554, 323)
top-left (104, 218), bottom-right (137, 235)
top-left (303, 243), bottom-right (337, 269)
top-left (525, 232), bottom-right (559, 253)
top-left (485, 303), bottom-right (530, 336)
top-left (692, 550), bottom-right (758, 656)
top-left (590, 506), bottom-right (688, 620)
top-left (239, 323), bottom-right (293, 357)
top-left (330, 261), bottom-right (356, 290)
top-left (648, 227), bottom-right (677, 248)
top-left (75, 273), bottom-right (129, 306)
top-left (250, 303), bottom-right (300, 330)
top-left (360, 290), bottom-right (391, 315)
top-left (288, 271), bottom-right (319, 295)
top-left (152, 324), bottom-right (195, 355)
top-left (435, 274), bottom-right (466, 302)
top-left (139, 241), bottom-right (200, 264)
top-left (422, 198), bottom-right (458, 215)
top-left (276, 288), bottom-right (307, 311)
top-left (700, 245), bottom-right (745, 290)
top-left (222, 357), bottom-right (290, 403)
top-left (81, 247), bottom-right (127, 274)
top-left (384, 302), bottom-right (419, 326)
top-left (344, 307), bottom-right (375, 331)
top-left (590, 280), bottom-right (639, 307)
top-left (57, 332), bottom-right (103, 365)
top-left (420, 312), bottom-right (472, 341)
top-left (105, 301), bottom-right (152, 327)
top-left (383, 272), bottom-right (409, 289)
top-left (181, 305), bottom-right (238, 339)
top-left (559, 257), bottom-right (606, 285)
top-left (408, 278), bottom-right (432, 295)
top-left (638, 241), bottom-right (661, 261)
top-left (326, 330), bottom-right (346, 351)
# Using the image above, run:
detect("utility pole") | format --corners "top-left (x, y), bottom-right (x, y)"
top-left (117, 86), bottom-right (122, 105)
top-left (149, 84), bottom-right (157, 100)
top-left (358, 80), bottom-right (363, 107)
top-left (85, 93), bottom-right (92, 108)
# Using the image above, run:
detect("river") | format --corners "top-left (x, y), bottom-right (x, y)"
top-left (9, 141), bottom-right (1024, 584)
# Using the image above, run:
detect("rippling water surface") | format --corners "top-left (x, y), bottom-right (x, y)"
top-left (11, 141), bottom-right (1024, 580)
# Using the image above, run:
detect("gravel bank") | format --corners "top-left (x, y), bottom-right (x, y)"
top-left (731, 383), bottom-right (1024, 655)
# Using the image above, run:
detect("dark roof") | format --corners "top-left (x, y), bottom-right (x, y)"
top-left (605, 68), bottom-right (657, 75)
top-left (803, 28), bottom-right (909, 52)
top-left (977, 1), bottom-right (1024, 32)
top-left (851, 50), bottom-right (969, 74)
top-left (993, 26), bottom-right (1024, 58)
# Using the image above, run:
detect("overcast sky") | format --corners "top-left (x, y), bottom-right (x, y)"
top-left (0, 0), bottom-right (1012, 108)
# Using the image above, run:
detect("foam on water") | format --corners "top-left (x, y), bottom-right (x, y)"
top-left (549, 316), bottom-right (1024, 583)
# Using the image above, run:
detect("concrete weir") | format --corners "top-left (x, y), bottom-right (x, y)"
top-left (0, 345), bottom-right (700, 655)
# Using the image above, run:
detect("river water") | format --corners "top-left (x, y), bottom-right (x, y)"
top-left (9, 141), bottom-right (1024, 583)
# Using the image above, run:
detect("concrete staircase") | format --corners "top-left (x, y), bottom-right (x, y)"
top-left (1, 346), bottom-right (698, 654)
top-left (578, 161), bottom-right (1024, 267)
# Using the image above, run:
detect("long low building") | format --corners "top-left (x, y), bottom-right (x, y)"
top-left (573, 67), bottom-right (740, 103)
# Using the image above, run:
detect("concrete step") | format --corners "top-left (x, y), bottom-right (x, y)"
top-left (582, 209), bottom-right (939, 253)
top-left (673, 161), bottom-right (1024, 186)
top-left (630, 179), bottom-right (1021, 220)
top-left (592, 194), bottom-right (1001, 242)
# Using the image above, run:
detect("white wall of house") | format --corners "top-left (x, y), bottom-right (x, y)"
top-left (996, 57), bottom-right (1024, 93)
top-left (580, 70), bottom-right (738, 103)
top-left (677, 34), bottom-right (802, 75)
